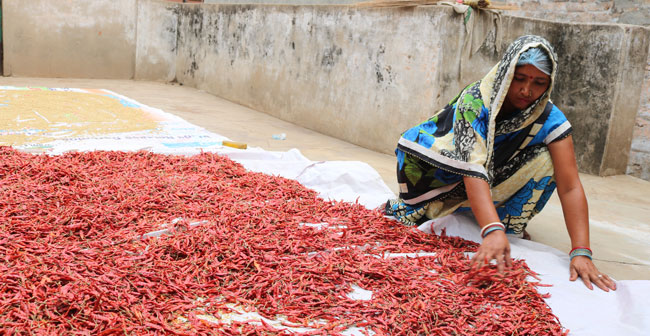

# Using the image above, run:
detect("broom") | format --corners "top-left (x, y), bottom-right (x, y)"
top-left (354, 0), bottom-right (518, 10)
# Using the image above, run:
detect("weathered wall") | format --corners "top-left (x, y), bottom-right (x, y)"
top-left (161, 3), bottom-right (648, 176)
top-left (135, 0), bottom-right (179, 81)
top-left (204, 0), bottom-right (650, 180)
top-left (205, 0), bottom-right (357, 4)
top-left (494, 0), bottom-right (650, 179)
top-left (2, 0), bottom-right (137, 78)
top-left (628, 60), bottom-right (650, 180)
top-left (205, 0), bottom-right (650, 25)
top-left (505, 0), bottom-right (650, 26)
top-left (173, 5), bottom-right (449, 157)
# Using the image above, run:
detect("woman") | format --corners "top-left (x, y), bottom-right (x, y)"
top-left (385, 35), bottom-right (617, 292)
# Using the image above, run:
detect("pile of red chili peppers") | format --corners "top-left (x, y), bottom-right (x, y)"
top-left (0, 147), bottom-right (567, 335)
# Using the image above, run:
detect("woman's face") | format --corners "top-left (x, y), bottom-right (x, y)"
top-left (504, 64), bottom-right (551, 111)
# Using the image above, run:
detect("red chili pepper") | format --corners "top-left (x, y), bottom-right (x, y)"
top-left (0, 146), bottom-right (566, 335)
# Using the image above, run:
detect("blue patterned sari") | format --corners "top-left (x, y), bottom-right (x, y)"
top-left (386, 36), bottom-right (572, 234)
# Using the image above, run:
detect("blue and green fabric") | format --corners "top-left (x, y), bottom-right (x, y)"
top-left (386, 35), bottom-right (572, 234)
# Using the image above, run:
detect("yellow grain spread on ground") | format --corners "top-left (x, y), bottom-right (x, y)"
top-left (0, 89), bottom-right (159, 147)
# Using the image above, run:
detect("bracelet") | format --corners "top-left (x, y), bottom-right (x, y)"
top-left (480, 222), bottom-right (505, 237)
top-left (569, 248), bottom-right (593, 261)
top-left (480, 222), bottom-right (505, 238)
top-left (569, 246), bottom-right (592, 255)
top-left (482, 225), bottom-right (505, 238)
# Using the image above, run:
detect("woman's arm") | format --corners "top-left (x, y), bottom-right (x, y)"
top-left (547, 135), bottom-right (616, 291)
top-left (464, 176), bottom-right (512, 273)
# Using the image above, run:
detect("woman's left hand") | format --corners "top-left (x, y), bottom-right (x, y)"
top-left (569, 255), bottom-right (617, 291)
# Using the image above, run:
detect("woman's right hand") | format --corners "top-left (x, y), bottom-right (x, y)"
top-left (470, 230), bottom-right (513, 273)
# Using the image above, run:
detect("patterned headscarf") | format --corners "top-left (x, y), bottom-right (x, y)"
top-left (484, 35), bottom-right (557, 134)
top-left (480, 35), bottom-right (558, 178)
top-left (396, 35), bottom-right (558, 186)
top-left (517, 47), bottom-right (552, 75)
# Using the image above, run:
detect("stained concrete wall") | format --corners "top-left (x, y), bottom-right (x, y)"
top-left (628, 63), bottom-right (650, 180)
top-left (502, 0), bottom-right (650, 26)
top-left (174, 5), bottom-right (448, 160)
top-left (200, 0), bottom-right (650, 180)
top-left (206, 0), bottom-right (650, 25)
top-left (499, 0), bottom-right (650, 180)
top-left (159, 3), bottom-right (648, 176)
top-left (2, 0), bottom-right (649, 177)
top-left (2, 0), bottom-right (137, 78)
top-left (135, 0), bottom-right (179, 81)
top-left (205, 0), bottom-right (357, 3)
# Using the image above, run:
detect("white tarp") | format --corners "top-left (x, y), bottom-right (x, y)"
top-left (4, 87), bottom-right (648, 335)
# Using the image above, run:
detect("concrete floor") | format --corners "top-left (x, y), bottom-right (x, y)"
top-left (3, 77), bottom-right (649, 281)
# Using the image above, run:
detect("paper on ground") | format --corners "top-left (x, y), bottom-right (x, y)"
top-left (0, 87), bottom-right (228, 154)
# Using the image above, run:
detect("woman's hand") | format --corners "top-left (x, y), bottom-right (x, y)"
top-left (462, 176), bottom-right (514, 273)
top-left (470, 230), bottom-right (513, 273)
top-left (570, 256), bottom-right (617, 291)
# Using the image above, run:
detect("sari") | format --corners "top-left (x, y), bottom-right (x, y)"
top-left (385, 35), bottom-right (572, 234)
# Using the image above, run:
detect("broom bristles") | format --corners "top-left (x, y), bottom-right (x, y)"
top-left (355, 0), bottom-right (442, 8)
top-left (354, 0), bottom-right (518, 10)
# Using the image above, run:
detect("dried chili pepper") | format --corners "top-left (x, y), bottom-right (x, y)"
top-left (0, 146), bottom-right (566, 335)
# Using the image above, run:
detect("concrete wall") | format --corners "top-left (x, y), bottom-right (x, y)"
top-left (203, 0), bottom-right (650, 180)
top-left (202, 0), bottom-right (650, 181)
top-left (628, 59), bottom-right (650, 180)
top-left (135, 0), bottom-right (179, 81)
top-left (205, 0), bottom-right (650, 25)
top-left (174, 5), bottom-right (449, 159)
top-left (475, 0), bottom-right (650, 181)
top-left (205, 0), bottom-right (358, 4)
top-left (2, 0), bottom-right (137, 79)
top-left (505, 0), bottom-right (650, 26)
top-left (502, 0), bottom-right (650, 184)
top-left (3, 0), bottom-right (649, 178)
top-left (159, 3), bottom-right (648, 176)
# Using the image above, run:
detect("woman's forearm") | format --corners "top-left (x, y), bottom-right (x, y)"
top-left (548, 136), bottom-right (590, 249)
top-left (557, 185), bottom-right (590, 248)
top-left (463, 176), bottom-right (500, 227)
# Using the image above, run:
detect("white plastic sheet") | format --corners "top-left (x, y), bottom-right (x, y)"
top-left (218, 147), bottom-right (394, 208)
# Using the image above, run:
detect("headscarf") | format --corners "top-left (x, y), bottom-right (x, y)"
top-left (517, 47), bottom-right (552, 75)
top-left (396, 35), bottom-right (558, 205)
